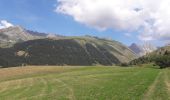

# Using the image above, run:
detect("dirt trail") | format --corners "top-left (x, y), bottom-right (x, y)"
top-left (164, 70), bottom-right (170, 99)
top-left (142, 72), bottom-right (162, 100)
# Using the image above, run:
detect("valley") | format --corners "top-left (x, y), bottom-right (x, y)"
top-left (1, 0), bottom-right (170, 99)
top-left (0, 65), bottom-right (169, 100)
top-left (0, 23), bottom-right (169, 100)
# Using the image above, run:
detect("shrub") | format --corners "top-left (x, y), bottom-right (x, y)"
top-left (120, 63), bottom-right (129, 67)
top-left (155, 55), bottom-right (170, 69)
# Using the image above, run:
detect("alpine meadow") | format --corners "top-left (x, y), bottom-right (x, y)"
top-left (0, 65), bottom-right (170, 100)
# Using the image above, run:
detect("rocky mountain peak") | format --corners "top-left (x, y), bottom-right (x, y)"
top-left (129, 42), bottom-right (157, 56)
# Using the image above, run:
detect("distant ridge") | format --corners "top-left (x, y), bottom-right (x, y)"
top-left (0, 26), bottom-right (63, 48)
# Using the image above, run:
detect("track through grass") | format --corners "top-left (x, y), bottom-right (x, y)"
top-left (0, 66), bottom-right (169, 100)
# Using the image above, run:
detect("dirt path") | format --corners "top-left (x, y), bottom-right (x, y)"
top-left (143, 69), bottom-right (170, 100)
top-left (142, 71), bottom-right (162, 100)
top-left (164, 70), bottom-right (170, 99)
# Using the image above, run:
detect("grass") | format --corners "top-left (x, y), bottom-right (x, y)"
top-left (0, 66), bottom-right (169, 100)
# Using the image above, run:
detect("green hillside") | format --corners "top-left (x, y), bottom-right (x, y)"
top-left (0, 37), bottom-right (136, 67)
top-left (130, 46), bottom-right (170, 68)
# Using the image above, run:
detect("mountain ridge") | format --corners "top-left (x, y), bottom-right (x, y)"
top-left (0, 26), bottom-right (63, 48)
top-left (0, 25), bottom-right (137, 67)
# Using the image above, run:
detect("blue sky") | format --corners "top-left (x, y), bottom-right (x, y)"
top-left (0, 0), bottom-right (167, 46)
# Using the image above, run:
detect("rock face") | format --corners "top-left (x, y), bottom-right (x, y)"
top-left (0, 26), bottom-right (44, 41)
top-left (0, 26), bottom-right (46, 47)
top-left (0, 37), bottom-right (137, 67)
top-left (142, 43), bottom-right (157, 54)
top-left (0, 26), bottom-right (63, 48)
top-left (129, 43), bottom-right (157, 56)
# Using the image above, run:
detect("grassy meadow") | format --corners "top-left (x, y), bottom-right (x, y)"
top-left (0, 66), bottom-right (169, 100)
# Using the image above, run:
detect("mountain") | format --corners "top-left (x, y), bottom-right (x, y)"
top-left (142, 42), bottom-right (157, 54)
top-left (0, 26), bottom-right (43, 47)
top-left (129, 43), bottom-right (157, 56)
top-left (129, 43), bottom-right (143, 56)
top-left (130, 46), bottom-right (170, 68)
top-left (0, 25), bottom-right (137, 67)
top-left (0, 26), bottom-right (63, 48)
top-left (145, 46), bottom-right (170, 58)
top-left (0, 37), bottom-right (137, 67)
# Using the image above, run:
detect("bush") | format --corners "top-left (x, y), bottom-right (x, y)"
top-left (120, 63), bottom-right (129, 67)
top-left (155, 55), bottom-right (170, 69)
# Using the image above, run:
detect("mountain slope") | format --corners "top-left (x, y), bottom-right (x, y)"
top-left (0, 37), bottom-right (137, 67)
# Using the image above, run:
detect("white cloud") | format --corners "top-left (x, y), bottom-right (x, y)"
top-left (0, 20), bottom-right (14, 29)
top-left (56, 0), bottom-right (170, 42)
